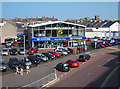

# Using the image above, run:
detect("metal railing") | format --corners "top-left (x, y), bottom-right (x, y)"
top-left (21, 72), bottom-right (55, 88)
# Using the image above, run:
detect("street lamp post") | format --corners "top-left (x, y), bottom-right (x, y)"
top-left (24, 35), bottom-right (25, 57)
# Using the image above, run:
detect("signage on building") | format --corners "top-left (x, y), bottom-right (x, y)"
top-left (32, 37), bottom-right (86, 41)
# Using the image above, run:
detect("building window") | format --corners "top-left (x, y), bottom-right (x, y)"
top-left (46, 30), bottom-right (51, 37)
top-left (52, 30), bottom-right (57, 37)
top-left (40, 30), bottom-right (45, 37)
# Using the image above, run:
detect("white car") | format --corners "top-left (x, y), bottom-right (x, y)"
top-left (1, 48), bottom-right (9, 56)
top-left (6, 41), bottom-right (12, 46)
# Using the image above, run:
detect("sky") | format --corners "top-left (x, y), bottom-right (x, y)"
top-left (1, 2), bottom-right (119, 21)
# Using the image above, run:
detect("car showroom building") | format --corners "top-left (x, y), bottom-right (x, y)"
top-left (27, 21), bottom-right (86, 49)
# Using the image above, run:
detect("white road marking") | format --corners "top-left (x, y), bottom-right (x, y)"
top-left (88, 73), bottom-right (90, 75)
top-left (98, 65), bottom-right (101, 67)
top-left (60, 75), bottom-right (63, 77)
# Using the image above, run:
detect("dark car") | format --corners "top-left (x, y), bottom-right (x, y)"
top-left (0, 60), bottom-right (7, 72)
top-left (20, 57), bottom-right (32, 67)
top-left (42, 52), bottom-right (55, 60)
top-left (10, 48), bottom-right (18, 55)
top-left (56, 62), bottom-right (70, 72)
top-left (8, 57), bottom-right (20, 69)
top-left (27, 55), bottom-right (41, 64)
top-left (78, 54), bottom-right (91, 62)
top-left (114, 39), bottom-right (120, 45)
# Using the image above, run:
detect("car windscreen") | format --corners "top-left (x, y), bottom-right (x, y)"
top-left (2, 49), bottom-right (8, 52)
top-left (72, 61), bottom-right (78, 63)
top-left (30, 48), bottom-right (34, 50)
top-left (63, 63), bottom-right (69, 67)
top-left (20, 49), bottom-right (24, 51)
top-left (12, 49), bottom-right (17, 52)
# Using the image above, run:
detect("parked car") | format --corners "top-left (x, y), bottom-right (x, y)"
top-left (114, 39), bottom-right (120, 45)
top-left (10, 48), bottom-right (18, 55)
top-left (35, 53), bottom-right (48, 62)
top-left (91, 42), bottom-right (100, 48)
top-left (20, 57), bottom-right (32, 67)
top-left (102, 41), bottom-right (109, 47)
top-left (97, 42), bottom-right (105, 48)
top-left (17, 40), bottom-right (21, 44)
top-left (0, 59), bottom-right (7, 72)
top-left (105, 41), bottom-right (112, 46)
top-left (1, 48), bottom-right (9, 56)
top-left (55, 50), bottom-right (68, 56)
top-left (42, 52), bottom-right (55, 60)
top-left (6, 41), bottom-right (12, 46)
top-left (57, 47), bottom-right (70, 54)
top-left (56, 62), bottom-right (70, 72)
top-left (13, 41), bottom-right (18, 46)
top-left (8, 57), bottom-right (20, 69)
top-left (48, 51), bottom-right (61, 58)
top-left (27, 55), bottom-right (41, 64)
top-left (109, 38), bottom-right (115, 45)
top-left (28, 47), bottom-right (39, 55)
top-left (77, 54), bottom-right (91, 62)
top-left (66, 59), bottom-right (79, 68)
top-left (67, 48), bottom-right (74, 54)
top-left (19, 47), bottom-right (25, 55)
top-left (86, 38), bottom-right (93, 41)
top-left (6, 46), bottom-right (12, 51)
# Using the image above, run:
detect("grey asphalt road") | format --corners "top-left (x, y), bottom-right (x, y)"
top-left (48, 46), bottom-right (119, 88)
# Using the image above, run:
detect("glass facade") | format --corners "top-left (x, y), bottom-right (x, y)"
top-left (28, 22), bottom-right (86, 48)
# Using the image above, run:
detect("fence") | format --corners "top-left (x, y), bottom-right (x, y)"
top-left (20, 72), bottom-right (56, 89)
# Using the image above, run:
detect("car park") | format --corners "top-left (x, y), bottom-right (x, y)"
top-left (0, 59), bottom-right (7, 72)
top-left (42, 52), bottom-right (55, 60)
top-left (56, 62), bottom-right (70, 72)
top-left (27, 55), bottom-right (41, 64)
top-left (77, 54), bottom-right (91, 62)
top-left (20, 57), bottom-right (32, 67)
top-left (66, 59), bottom-right (79, 68)
top-left (10, 48), bottom-right (18, 55)
top-left (28, 47), bottom-right (39, 55)
top-left (13, 42), bottom-right (18, 46)
top-left (6, 41), bottom-right (12, 46)
top-left (35, 53), bottom-right (48, 62)
top-left (19, 47), bottom-right (25, 55)
top-left (1, 48), bottom-right (9, 56)
top-left (8, 57), bottom-right (20, 69)
top-left (48, 51), bottom-right (61, 58)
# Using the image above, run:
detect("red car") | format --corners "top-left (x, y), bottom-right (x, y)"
top-left (86, 38), bottom-right (93, 41)
top-left (97, 42), bottom-right (105, 48)
top-left (13, 42), bottom-right (18, 46)
top-left (28, 47), bottom-right (39, 54)
top-left (48, 50), bottom-right (61, 58)
top-left (17, 40), bottom-right (21, 44)
top-left (105, 41), bottom-right (112, 46)
top-left (66, 59), bottom-right (79, 68)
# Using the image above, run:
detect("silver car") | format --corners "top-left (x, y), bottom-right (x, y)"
top-left (35, 53), bottom-right (48, 62)
top-left (0, 60), bottom-right (7, 71)
top-left (1, 48), bottom-right (9, 56)
top-left (19, 47), bottom-right (25, 55)
top-left (20, 57), bottom-right (32, 67)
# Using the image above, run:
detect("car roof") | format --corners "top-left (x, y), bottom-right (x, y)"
top-left (20, 47), bottom-right (24, 49)
top-left (32, 47), bottom-right (37, 48)
top-left (48, 50), bottom-right (55, 52)
top-left (3, 48), bottom-right (8, 50)
top-left (69, 59), bottom-right (77, 61)
top-left (10, 57), bottom-right (18, 60)
top-left (0, 59), bottom-right (5, 62)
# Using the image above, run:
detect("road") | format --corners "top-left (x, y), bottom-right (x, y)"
top-left (47, 46), bottom-right (119, 88)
